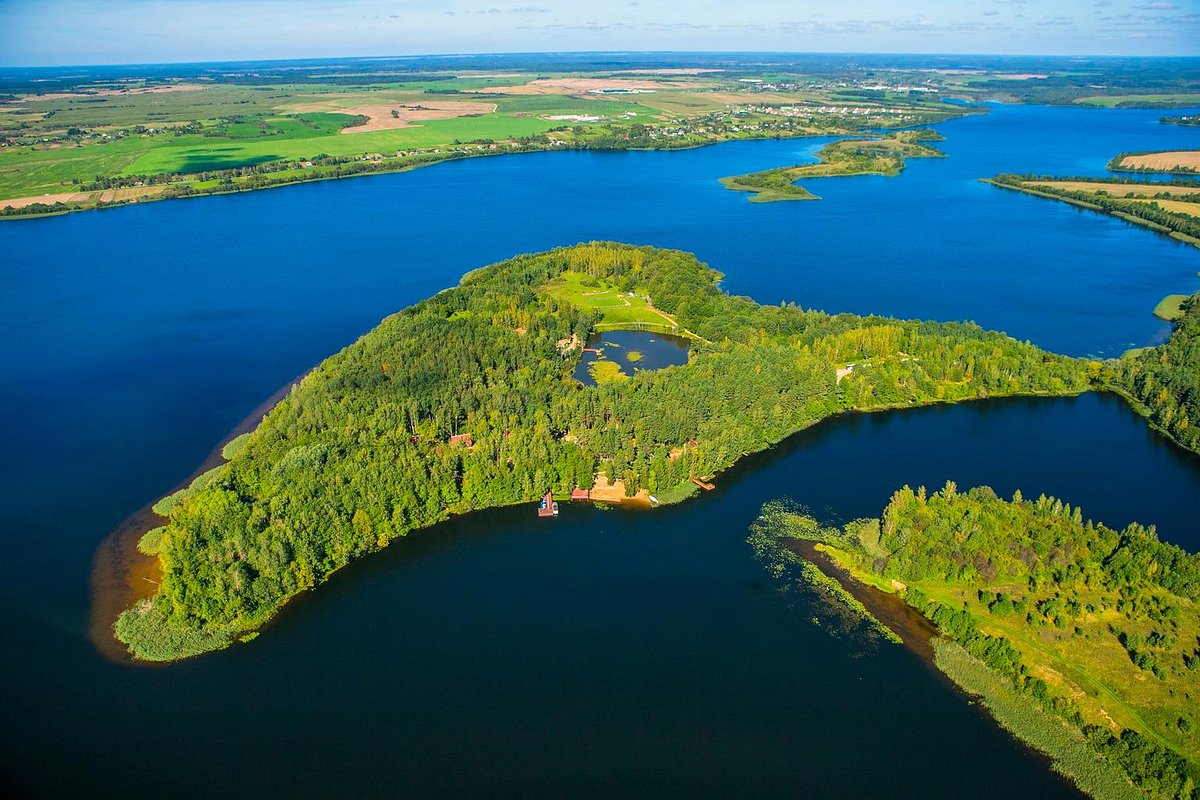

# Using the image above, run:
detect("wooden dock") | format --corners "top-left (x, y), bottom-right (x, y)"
top-left (690, 477), bottom-right (716, 491)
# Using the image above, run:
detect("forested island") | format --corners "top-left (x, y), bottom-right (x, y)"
top-left (752, 488), bottom-right (1200, 800)
top-left (115, 242), bottom-right (1098, 661)
top-left (719, 129), bottom-right (945, 202)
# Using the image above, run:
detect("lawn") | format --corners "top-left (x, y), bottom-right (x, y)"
top-left (540, 270), bottom-right (679, 329)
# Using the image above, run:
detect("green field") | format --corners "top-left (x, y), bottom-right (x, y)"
top-left (0, 77), bottom-right (672, 200)
top-left (1154, 294), bottom-right (1190, 321)
top-left (0, 66), bottom-right (979, 213)
top-left (540, 270), bottom-right (680, 330)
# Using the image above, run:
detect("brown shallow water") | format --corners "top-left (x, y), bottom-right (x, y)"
top-left (87, 374), bottom-right (305, 663)
top-left (786, 540), bottom-right (941, 660)
top-left (786, 539), bottom-right (1087, 789)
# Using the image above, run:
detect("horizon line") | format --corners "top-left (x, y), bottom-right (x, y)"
top-left (4, 48), bottom-right (1200, 72)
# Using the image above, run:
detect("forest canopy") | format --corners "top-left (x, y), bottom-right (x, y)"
top-left (755, 487), bottom-right (1200, 800)
top-left (117, 243), bottom-right (1097, 661)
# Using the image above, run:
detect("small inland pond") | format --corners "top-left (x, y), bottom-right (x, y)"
top-left (573, 329), bottom-right (691, 385)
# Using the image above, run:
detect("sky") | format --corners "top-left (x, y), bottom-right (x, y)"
top-left (1, 0), bottom-right (1198, 67)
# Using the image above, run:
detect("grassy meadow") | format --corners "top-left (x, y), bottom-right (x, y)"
top-left (0, 75), bottom-right (678, 200)
top-left (540, 270), bottom-right (680, 330)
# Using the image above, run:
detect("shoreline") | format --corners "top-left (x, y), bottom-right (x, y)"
top-left (781, 539), bottom-right (1092, 798)
top-left (982, 178), bottom-right (1200, 250)
top-left (95, 273), bottom-right (1200, 665)
top-left (0, 126), bottom-right (867, 222)
top-left (93, 385), bottom-right (1097, 663)
top-left (88, 371), bottom-right (308, 664)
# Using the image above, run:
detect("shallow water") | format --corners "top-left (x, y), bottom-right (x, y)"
top-left (573, 329), bottom-right (691, 385)
top-left (2, 102), bottom-right (1200, 797)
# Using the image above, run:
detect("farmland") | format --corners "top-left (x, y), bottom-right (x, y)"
top-left (1113, 150), bottom-right (1200, 175)
top-left (0, 59), bottom-right (974, 216)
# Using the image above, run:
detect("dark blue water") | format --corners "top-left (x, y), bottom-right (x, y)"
top-left (2, 103), bottom-right (1200, 798)
top-left (573, 330), bottom-right (691, 385)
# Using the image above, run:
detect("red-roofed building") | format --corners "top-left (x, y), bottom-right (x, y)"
top-left (449, 434), bottom-right (473, 447)
top-left (571, 488), bottom-right (590, 501)
top-left (537, 491), bottom-right (559, 517)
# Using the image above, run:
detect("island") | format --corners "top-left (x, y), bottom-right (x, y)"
top-left (751, 487), bottom-right (1200, 800)
top-left (113, 242), bottom-right (1099, 661)
top-left (719, 129), bottom-right (945, 202)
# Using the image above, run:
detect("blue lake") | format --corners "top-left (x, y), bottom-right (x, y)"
top-left (1, 102), bottom-right (1199, 797)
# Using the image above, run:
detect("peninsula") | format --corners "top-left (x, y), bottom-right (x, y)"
top-left (115, 242), bottom-right (1098, 661)
top-left (986, 173), bottom-right (1200, 250)
top-left (753, 488), bottom-right (1200, 800)
top-left (720, 129), bottom-right (945, 201)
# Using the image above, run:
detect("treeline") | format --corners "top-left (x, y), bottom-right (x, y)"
top-left (757, 487), bottom-right (1200, 799)
top-left (212, 72), bottom-right (458, 86)
top-left (117, 243), bottom-right (1094, 661)
top-left (999, 173), bottom-right (1200, 192)
top-left (1109, 292), bottom-right (1200, 454)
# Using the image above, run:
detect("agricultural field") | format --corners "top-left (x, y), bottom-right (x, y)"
top-left (1114, 150), bottom-right (1200, 174)
top-left (1130, 198), bottom-right (1200, 219)
top-left (1029, 180), bottom-right (1200, 198)
top-left (988, 173), bottom-right (1200, 251)
top-left (0, 59), bottom-right (978, 216)
top-left (1077, 94), bottom-right (1200, 108)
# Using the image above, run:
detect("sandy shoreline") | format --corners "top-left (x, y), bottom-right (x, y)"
top-left (88, 371), bottom-right (308, 663)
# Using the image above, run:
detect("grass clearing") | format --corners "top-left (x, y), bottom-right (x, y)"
top-left (540, 271), bottom-right (679, 329)
top-left (1153, 294), bottom-right (1190, 321)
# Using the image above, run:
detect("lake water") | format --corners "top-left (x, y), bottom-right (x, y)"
top-left (2, 102), bottom-right (1199, 798)
top-left (573, 330), bottom-right (691, 386)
